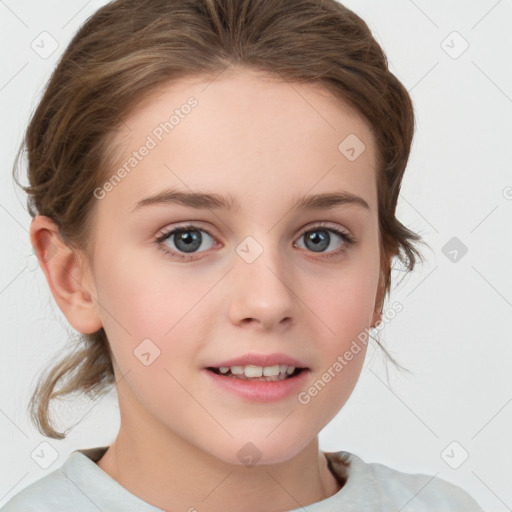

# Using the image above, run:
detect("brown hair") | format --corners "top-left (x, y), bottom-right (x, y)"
top-left (14, 0), bottom-right (425, 439)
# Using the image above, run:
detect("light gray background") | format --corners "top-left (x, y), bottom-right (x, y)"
top-left (1, 1), bottom-right (511, 510)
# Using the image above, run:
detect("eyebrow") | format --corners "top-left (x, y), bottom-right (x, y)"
top-left (131, 188), bottom-right (370, 213)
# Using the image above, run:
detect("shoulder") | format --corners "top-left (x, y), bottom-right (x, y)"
top-left (0, 446), bottom-right (160, 512)
top-left (0, 447), bottom-right (110, 512)
top-left (0, 466), bottom-right (74, 511)
top-left (329, 451), bottom-right (485, 511)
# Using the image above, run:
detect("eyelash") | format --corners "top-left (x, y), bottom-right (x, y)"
top-left (153, 222), bottom-right (356, 262)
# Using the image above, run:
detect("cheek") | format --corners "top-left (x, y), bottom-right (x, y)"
top-left (310, 255), bottom-right (380, 343)
top-left (95, 246), bottom-right (207, 333)
top-left (300, 251), bottom-right (378, 409)
top-left (301, 268), bottom-right (375, 415)
top-left (92, 249), bottom-right (204, 372)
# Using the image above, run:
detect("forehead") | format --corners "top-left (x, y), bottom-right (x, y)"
top-left (102, 66), bottom-right (378, 216)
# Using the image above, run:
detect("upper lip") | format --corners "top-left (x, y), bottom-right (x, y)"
top-left (206, 353), bottom-right (309, 369)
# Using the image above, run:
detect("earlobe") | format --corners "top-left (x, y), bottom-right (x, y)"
top-left (30, 215), bottom-right (102, 334)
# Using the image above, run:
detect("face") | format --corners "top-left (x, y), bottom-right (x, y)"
top-left (85, 66), bottom-right (383, 465)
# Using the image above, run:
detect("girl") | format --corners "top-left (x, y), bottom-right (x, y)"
top-left (3, 0), bottom-right (485, 510)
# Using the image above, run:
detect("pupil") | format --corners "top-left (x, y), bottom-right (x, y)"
top-left (175, 230), bottom-right (202, 253)
top-left (305, 230), bottom-right (329, 252)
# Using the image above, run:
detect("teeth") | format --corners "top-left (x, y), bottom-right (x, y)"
top-left (215, 364), bottom-right (298, 379)
top-left (245, 365), bottom-right (263, 378)
top-left (263, 365), bottom-right (280, 376)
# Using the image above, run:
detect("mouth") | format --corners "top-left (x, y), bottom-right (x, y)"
top-left (204, 364), bottom-right (310, 402)
top-left (206, 365), bottom-right (307, 382)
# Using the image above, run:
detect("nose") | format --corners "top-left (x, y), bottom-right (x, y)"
top-left (226, 241), bottom-right (298, 331)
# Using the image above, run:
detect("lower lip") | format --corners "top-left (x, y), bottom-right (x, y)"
top-left (204, 368), bottom-right (310, 402)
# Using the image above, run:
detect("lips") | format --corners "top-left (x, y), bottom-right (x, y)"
top-left (204, 364), bottom-right (310, 401)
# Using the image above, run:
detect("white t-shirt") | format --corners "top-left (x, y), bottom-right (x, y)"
top-left (0, 446), bottom-right (484, 511)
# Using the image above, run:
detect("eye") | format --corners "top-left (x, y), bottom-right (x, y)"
top-left (154, 224), bottom-right (217, 261)
top-left (294, 223), bottom-right (355, 258)
top-left (153, 222), bottom-right (355, 262)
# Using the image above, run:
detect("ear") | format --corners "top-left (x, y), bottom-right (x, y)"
top-left (370, 266), bottom-right (387, 328)
top-left (30, 215), bottom-right (102, 334)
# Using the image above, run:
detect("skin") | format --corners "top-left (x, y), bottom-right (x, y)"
top-left (31, 66), bottom-right (386, 512)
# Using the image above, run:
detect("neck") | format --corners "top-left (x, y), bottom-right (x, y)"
top-left (96, 419), bottom-right (341, 512)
